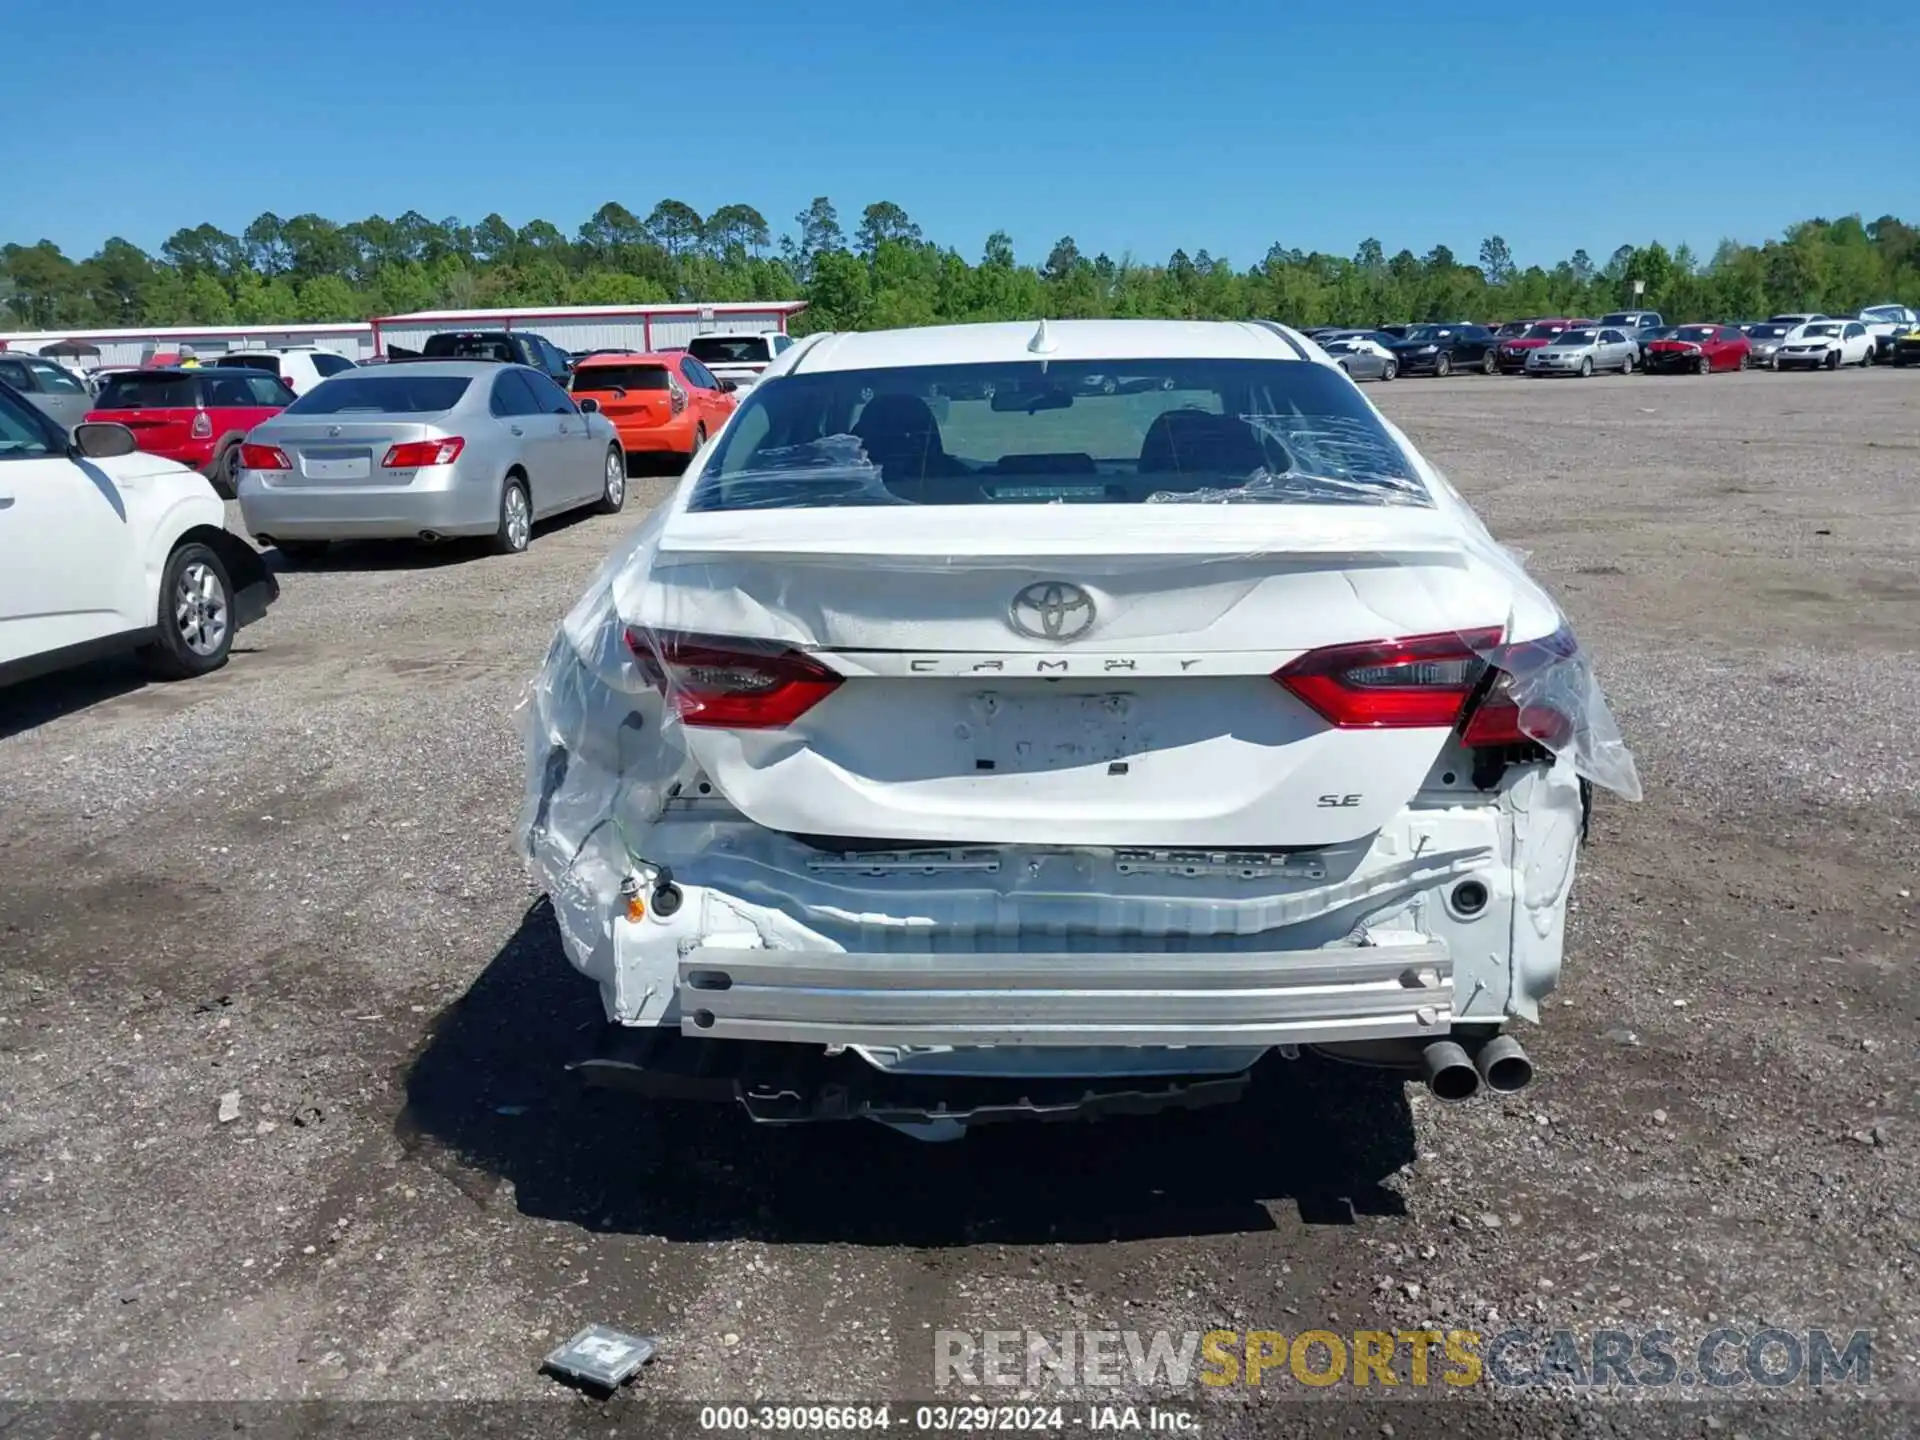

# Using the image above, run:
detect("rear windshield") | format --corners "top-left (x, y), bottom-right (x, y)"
top-left (284, 374), bottom-right (473, 415)
top-left (96, 373), bottom-right (199, 409)
top-left (311, 352), bottom-right (356, 377)
top-left (688, 358), bottom-right (1426, 511)
top-left (571, 365), bottom-right (671, 392)
top-left (423, 334), bottom-right (515, 361)
top-left (688, 336), bottom-right (770, 365)
top-left (215, 354), bottom-right (281, 374)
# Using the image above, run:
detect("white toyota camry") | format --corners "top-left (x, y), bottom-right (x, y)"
top-left (521, 319), bottom-right (1638, 1139)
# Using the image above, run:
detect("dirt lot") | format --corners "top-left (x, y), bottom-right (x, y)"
top-left (2, 368), bottom-right (1915, 1435)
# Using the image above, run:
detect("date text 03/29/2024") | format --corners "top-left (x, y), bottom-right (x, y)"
top-left (697, 1404), bottom-right (1193, 1432)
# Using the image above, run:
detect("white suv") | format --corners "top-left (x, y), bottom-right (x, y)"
top-left (210, 347), bottom-right (357, 396)
top-left (684, 332), bottom-right (794, 392)
top-left (522, 319), bottom-right (1639, 1139)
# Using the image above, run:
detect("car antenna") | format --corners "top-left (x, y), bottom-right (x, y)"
top-left (1027, 317), bottom-right (1058, 355)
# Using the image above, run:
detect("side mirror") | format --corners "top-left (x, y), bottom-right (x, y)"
top-left (577, 397), bottom-right (601, 414)
top-left (719, 378), bottom-right (738, 392)
top-left (72, 421), bottom-right (137, 459)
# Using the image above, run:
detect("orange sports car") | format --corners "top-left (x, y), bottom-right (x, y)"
top-left (568, 351), bottom-right (737, 462)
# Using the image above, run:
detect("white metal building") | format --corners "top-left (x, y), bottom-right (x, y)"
top-left (370, 301), bottom-right (807, 357)
top-left (0, 322), bottom-right (374, 368)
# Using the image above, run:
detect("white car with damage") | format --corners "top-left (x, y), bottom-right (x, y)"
top-left (520, 318), bottom-right (1639, 1139)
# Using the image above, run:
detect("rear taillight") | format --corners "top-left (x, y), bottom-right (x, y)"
top-left (1276, 628), bottom-right (1502, 728)
top-left (190, 411), bottom-right (213, 439)
top-left (1459, 626), bottom-right (1579, 749)
top-left (381, 437), bottom-right (466, 468)
top-left (238, 443), bottom-right (291, 470)
top-left (668, 376), bottom-right (687, 416)
top-left (624, 630), bottom-right (842, 729)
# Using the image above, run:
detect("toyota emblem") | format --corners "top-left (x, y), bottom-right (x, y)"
top-left (1009, 581), bottom-right (1096, 641)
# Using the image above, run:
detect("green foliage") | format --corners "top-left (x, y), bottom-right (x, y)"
top-left (6, 201), bottom-right (1917, 337)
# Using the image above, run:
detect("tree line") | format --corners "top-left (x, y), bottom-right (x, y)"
top-left (2, 197), bottom-right (1915, 337)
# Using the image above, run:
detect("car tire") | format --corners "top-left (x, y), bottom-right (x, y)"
top-left (1336, 360), bottom-right (1350, 378)
top-left (139, 541), bottom-right (234, 680)
top-left (1823, 349), bottom-right (1840, 371)
top-left (209, 441), bottom-right (240, 501)
top-left (1621, 352), bottom-right (1635, 375)
top-left (495, 476), bottom-right (532, 555)
top-left (1578, 357), bottom-right (1593, 378)
top-left (1433, 354), bottom-right (1452, 378)
top-left (1859, 347), bottom-right (1873, 368)
top-left (1697, 355), bottom-right (1711, 376)
top-left (595, 446), bottom-right (627, 515)
top-left (1480, 351), bottom-right (1496, 375)
top-left (1381, 359), bottom-right (1397, 381)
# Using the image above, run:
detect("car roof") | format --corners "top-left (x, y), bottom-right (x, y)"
top-left (574, 351), bottom-right (679, 369)
top-left (789, 319), bottom-right (1307, 374)
top-left (354, 359), bottom-right (533, 379)
top-left (107, 366), bottom-right (277, 379)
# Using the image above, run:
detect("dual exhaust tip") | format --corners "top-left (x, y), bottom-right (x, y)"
top-left (1421, 1035), bottom-right (1534, 1102)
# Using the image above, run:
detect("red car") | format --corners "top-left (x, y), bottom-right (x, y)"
top-left (567, 351), bottom-right (737, 463)
top-left (1641, 324), bottom-right (1751, 375)
top-left (1493, 318), bottom-right (1594, 374)
top-left (86, 367), bottom-right (293, 496)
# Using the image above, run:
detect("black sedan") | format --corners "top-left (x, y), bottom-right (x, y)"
top-left (1385, 323), bottom-right (1499, 377)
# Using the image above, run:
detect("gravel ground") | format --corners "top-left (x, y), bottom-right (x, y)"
top-left (1, 368), bottom-right (1915, 1435)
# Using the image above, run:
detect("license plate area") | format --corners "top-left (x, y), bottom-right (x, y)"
top-left (300, 450), bottom-right (372, 481)
top-left (963, 689), bottom-right (1144, 772)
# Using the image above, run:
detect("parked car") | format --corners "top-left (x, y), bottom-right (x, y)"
top-left (0, 353), bottom-right (92, 432)
top-left (1385, 323), bottom-right (1498, 376)
top-left (1524, 327), bottom-right (1638, 376)
top-left (1491, 319), bottom-right (1539, 340)
top-left (1889, 323), bottom-right (1920, 366)
top-left (1766, 313), bottom-right (1828, 327)
top-left (685, 332), bottom-right (795, 393)
top-left (1773, 319), bottom-right (1875, 370)
top-left (1597, 310), bottom-right (1664, 336)
top-left (1855, 304), bottom-right (1919, 360)
top-left (389, 331), bottom-right (574, 384)
top-left (520, 317), bottom-right (1639, 1138)
top-left (567, 352), bottom-right (738, 464)
top-left (209, 346), bottom-right (356, 396)
top-left (1737, 322), bottom-right (1791, 368)
top-left (1640, 324), bottom-right (1751, 374)
top-left (234, 362), bottom-right (625, 559)
top-left (1493, 318), bottom-right (1592, 373)
top-left (0, 381), bottom-right (276, 686)
top-left (1319, 335), bottom-right (1397, 381)
top-left (84, 368), bottom-right (293, 497)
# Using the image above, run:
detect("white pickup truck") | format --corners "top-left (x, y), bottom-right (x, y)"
top-left (684, 332), bottom-right (796, 393)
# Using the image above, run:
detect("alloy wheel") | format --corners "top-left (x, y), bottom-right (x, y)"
top-left (174, 561), bottom-right (229, 657)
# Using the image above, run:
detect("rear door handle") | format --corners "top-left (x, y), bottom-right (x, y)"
top-left (0, 494), bottom-right (14, 508)
top-left (510, 425), bottom-right (523, 436)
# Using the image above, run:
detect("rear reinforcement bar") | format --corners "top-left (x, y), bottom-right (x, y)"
top-left (675, 942), bottom-right (1453, 1049)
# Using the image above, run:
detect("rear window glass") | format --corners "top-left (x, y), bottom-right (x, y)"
top-left (571, 365), bottom-right (671, 392)
top-left (688, 336), bottom-right (770, 365)
top-left (689, 358), bottom-right (1426, 512)
top-left (215, 354), bottom-right (282, 374)
top-left (311, 352), bottom-right (355, 376)
top-left (284, 375), bottom-right (473, 415)
top-left (96, 373), bottom-right (199, 409)
top-left (423, 334), bottom-right (515, 361)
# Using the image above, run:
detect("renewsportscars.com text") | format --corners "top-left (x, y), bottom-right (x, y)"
top-left (934, 1327), bottom-right (1874, 1391)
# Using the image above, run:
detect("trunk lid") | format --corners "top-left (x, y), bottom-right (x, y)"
top-left (628, 506), bottom-right (1517, 848)
top-left (255, 418), bottom-right (441, 485)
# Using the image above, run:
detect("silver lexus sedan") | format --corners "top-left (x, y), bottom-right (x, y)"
top-left (235, 361), bottom-right (627, 558)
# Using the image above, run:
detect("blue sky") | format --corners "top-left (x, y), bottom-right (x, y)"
top-left (14, 1), bottom-right (1918, 270)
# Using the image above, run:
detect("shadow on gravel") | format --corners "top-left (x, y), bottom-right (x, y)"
top-left (261, 509), bottom-right (605, 574)
top-left (400, 902), bottom-right (1418, 1246)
